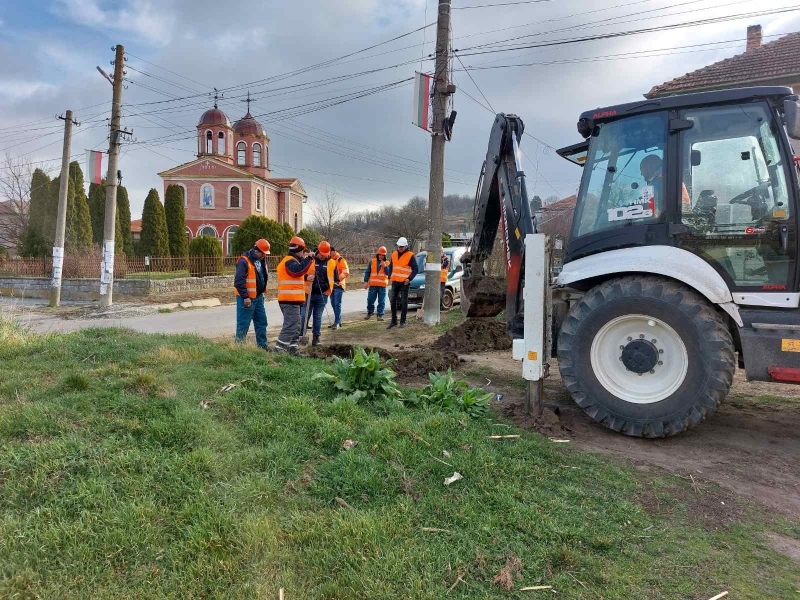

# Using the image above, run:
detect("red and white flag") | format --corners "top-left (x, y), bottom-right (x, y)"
top-left (86, 150), bottom-right (103, 184)
top-left (412, 72), bottom-right (432, 132)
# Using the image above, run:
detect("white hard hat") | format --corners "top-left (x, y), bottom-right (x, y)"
top-left (396, 237), bottom-right (408, 247)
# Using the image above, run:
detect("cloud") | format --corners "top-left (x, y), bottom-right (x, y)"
top-left (52, 0), bottom-right (176, 46)
top-left (0, 80), bottom-right (57, 101)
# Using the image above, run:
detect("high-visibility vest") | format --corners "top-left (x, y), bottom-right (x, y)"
top-left (234, 255), bottom-right (258, 298)
top-left (333, 254), bottom-right (349, 290)
top-left (310, 258), bottom-right (338, 296)
top-left (368, 257), bottom-right (389, 287)
top-left (440, 256), bottom-right (450, 284)
top-left (277, 255), bottom-right (310, 303)
top-left (390, 250), bottom-right (414, 283)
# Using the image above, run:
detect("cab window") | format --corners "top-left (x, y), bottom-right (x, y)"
top-left (572, 112), bottom-right (667, 239)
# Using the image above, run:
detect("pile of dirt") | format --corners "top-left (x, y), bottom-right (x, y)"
top-left (462, 275), bottom-right (505, 317)
top-left (433, 318), bottom-right (512, 354)
top-left (305, 344), bottom-right (462, 378)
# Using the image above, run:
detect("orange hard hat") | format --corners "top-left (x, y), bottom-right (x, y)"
top-left (318, 241), bottom-right (331, 255)
top-left (289, 236), bottom-right (306, 250)
top-left (377, 246), bottom-right (387, 255)
top-left (255, 239), bottom-right (270, 254)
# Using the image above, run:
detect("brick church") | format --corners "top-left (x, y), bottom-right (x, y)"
top-left (158, 102), bottom-right (306, 254)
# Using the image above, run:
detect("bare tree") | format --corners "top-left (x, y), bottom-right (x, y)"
top-left (308, 190), bottom-right (349, 247)
top-left (382, 196), bottom-right (429, 248)
top-left (0, 153), bottom-right (37, 255)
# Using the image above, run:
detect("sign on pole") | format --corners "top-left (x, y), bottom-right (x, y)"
top-left (86, 150), bottom-right (103, 184)
top-left (412, 72), bottom-right (432, 132)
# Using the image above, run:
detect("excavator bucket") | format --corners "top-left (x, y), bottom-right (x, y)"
top-left (461, 274), bottom-right (506, 318)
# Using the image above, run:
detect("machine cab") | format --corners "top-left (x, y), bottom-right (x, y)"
top-left (563, 87), bottom-right (800, 303)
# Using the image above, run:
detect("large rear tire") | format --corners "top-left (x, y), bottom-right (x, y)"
top-left (557, 276), bottom-right (735, 437)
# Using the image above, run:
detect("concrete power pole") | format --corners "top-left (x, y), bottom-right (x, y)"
top-left (422, 0), bottom-right (453, 326)
top-left (49, 110), bottom-right (79, 307)
top-left (99, 44), bottom-right (125, 306)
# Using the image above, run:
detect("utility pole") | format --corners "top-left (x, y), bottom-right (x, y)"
top-left (99, 44), bottom-right (125, 306)
top-left (49, 110), bottom-right (79, 307)
top-left (422, 0), bottom-right (453, 326)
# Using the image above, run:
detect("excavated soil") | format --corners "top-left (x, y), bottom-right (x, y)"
top-left (433, 318), bottom-right (512, 353)
top-left (306, 344), bottom-right (463, 378)
top-left (462, 275), bottom-right (506, 317)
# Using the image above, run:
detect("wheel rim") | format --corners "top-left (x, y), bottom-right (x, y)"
top-left (590, 314), bottom-right (688, 404)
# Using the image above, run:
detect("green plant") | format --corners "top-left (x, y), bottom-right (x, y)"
top-left (188, 235), bottom-right (223, 277)
top-left (140, 188), bottom-right (170, 258)
top-left (230, 216), bottom-right (290, 256)
top-left (407, 369), bottom-right (492, 419)
top-left (164, 184), bottom-right (189, 260)
top-left (313, 347), bottom-right (400, 404)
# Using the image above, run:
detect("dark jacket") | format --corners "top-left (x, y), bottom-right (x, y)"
top-left (441, 255), bottom-right (451, 272)
top-left (234, 249), bottom-right (268, 297)
top-left (284, 252), bottom-right (314, 276)
top-left (311, 256), bottom-right (339, 295)
top-left (386, 249), bottom-right (419, 281)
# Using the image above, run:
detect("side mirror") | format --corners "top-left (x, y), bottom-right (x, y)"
top-left (691, 149), bottom-right (702, 166)
top-left (784, 97), bottom-right (800, 140)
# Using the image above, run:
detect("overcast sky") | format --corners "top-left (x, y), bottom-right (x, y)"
top-left (1, 0), bottom-right (798, 222)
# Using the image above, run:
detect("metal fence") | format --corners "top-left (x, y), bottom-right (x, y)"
top-left (0, 253), bottom-right (375, 281)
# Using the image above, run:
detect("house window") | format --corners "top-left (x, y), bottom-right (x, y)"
top-left (206, 130), bottom-right (213, 154)
top-left (226, 226), bottom-right (239, 255)
top-left (200, 184), bottom-right (214, 208)
top-left (217, 131), bottom-right (225, 154)
top-left (294, 212), bottom-right (298, 232)
top-left (237, 141), bottom-right (246, 166)
top-left (199, 225), bottom-right (217, 238)
top-left (253, 143), bottom-right (262, 167)
top-left (256, 189), bottom-right (262, 211)
top-left (229, 185), bottom-right (241, 209)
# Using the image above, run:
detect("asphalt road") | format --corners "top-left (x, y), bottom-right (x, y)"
top-left (10, 290), bottom-right (372, 338)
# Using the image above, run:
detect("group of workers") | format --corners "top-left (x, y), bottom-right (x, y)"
top-left (234, 235), bottom-right (449, 355)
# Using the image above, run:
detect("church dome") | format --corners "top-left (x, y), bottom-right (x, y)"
top-left (233, 112), bottom-right (266, 137)
top-left (198, 108), bottom-right (231, 127)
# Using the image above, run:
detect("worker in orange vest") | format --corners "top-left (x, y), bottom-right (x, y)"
top-left (363, 246), bottom-right (390, 320)
top-left (386, 237), bottom-right (419, 329)
top-left (329, 247), bottom-right (349, 329)
top-left (440, 247), bottom-right (451, 306)
top-left (234, 238), bottom-right (270, 350)
top-left (304, 241), bottom-right (339, 346)
top-left (275, 236), bottom-right (314, 355)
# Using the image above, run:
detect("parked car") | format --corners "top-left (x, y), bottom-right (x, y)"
top-left (406, 247), bottom-right (466, 310)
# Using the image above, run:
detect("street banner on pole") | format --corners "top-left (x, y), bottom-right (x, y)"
top-left (86, 150), bottom-right (103, 184)
top-left (412, 72), bottom-right (432, 132)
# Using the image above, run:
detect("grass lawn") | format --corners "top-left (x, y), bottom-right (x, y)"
top-left (0, 319), bottom-right (798, 599)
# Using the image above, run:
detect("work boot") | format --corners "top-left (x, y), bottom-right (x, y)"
top-left (312, 334), bottom-right (321, 347)
top-left (377, 315), bottom-right (384, 321)
top-left (364, 313), bottom-right (373, 320)
top-left (386, 322), bottom-right (397, 330)
top-left (399, 322), bottom-right (406, 329)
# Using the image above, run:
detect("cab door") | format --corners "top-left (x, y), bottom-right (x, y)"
top-left (673, 101), bottom-right (798, 303)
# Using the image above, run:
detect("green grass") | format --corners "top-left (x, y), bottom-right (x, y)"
top-left (0, 320), bottom-right (798, 599)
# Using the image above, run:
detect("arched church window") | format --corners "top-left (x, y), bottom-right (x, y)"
top-left (206, 130), bottom-right (213, 154)
top-left (237, 142), bottom-right (246, 166)
top-left (253, 143), bottom-right (262, 167)
top-left (218, 131), bottom-right (225, 154)
top-left (294, 213), bottom-right (298, 232)
top-left (256, 189), bottom-right (262, 211)
top-left (229, 186), bottom-right (241, 209)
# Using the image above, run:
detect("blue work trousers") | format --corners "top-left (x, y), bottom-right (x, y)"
top-left (235, 294), bottom-right (267, 349)
top-left (331, 286), bottom-right (344, 325)
top-left (366, 286), bottom-right (386, 316)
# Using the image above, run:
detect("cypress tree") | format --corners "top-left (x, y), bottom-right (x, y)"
top-left (164, 184), bottom-right (189, 258)
top-left (88, 181), bottom-right (106, 245)
top-left (117, 185), bottom-right (134, 256)
top-left (65, 162), bottom-right (93, 252)
top-left (20, 169), bottom-right (54, 257)
top-left (139, 188), bottom-right (170, 258)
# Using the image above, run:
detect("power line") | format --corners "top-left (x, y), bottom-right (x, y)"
top-left (454, 0), bottom-right (550, 8)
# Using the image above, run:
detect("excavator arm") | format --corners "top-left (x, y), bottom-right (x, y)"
top-left (461, 113), bottom-right (536, 338)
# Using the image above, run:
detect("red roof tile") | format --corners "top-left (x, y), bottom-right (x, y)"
top-left (647, 32), bottom-right (800, 98)
top-left (268, 178), bottom-right (298, 186)
top-left (131, 219), bottom-right (142, 233)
